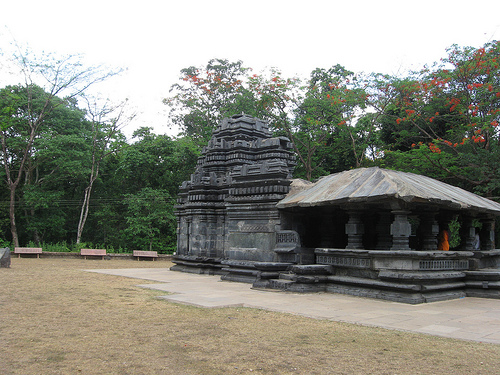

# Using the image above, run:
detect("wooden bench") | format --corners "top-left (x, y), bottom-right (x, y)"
top-left (14, 247), bottom-right (42, 258)
top-left (81, 248), bottom-right (107, 260)
top-left (133, 250), bottom-right (158, 261)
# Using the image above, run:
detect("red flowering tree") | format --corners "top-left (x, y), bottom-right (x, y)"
top-left (164, 59), bottom-right (259, 145)
top-left (379, 41), bottom-right (500, 196)
top-left (248, 65), bottom-right (371, 180)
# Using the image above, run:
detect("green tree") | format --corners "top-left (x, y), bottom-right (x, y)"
top-left (20, 97), bottom-right (90, 244)
top-left (378, 41), bottom-right (500, 196)
top-left (118, 127), bottom-right (199, 195)
top-left (82, 129), bottom-right (199, 250)
top-left (76, 97), bottom-right (130, 244)
top-left (0, 46), bottom-right (118, 246)
top-left (123, 188), bottom-right (175, 252)
top-left (248, 65), bottom-right (370, 180)
top-left (164, 59), bottom-right (256, 145)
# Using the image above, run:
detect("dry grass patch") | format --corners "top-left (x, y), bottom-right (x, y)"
top-left (1, 258), bottom-right (499, 374)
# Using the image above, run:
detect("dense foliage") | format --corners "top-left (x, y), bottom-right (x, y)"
top-left (1, 41), bottom-right (499, 252)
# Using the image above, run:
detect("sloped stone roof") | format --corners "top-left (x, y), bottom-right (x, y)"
top-left (277, 167), bottom-right (500, 215)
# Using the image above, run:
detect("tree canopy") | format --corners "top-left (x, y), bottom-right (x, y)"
top-left (1, 40), bottom-right (499, 251)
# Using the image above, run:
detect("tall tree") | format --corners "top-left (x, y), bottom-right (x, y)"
top-left (123, 187), bottom-right (175, 252)
top-left (378, 41), bottom-right (500, 196)
top-left (83, 128), bottom-right (199, 251)
top-left (248, 65), bottom-right (369, 180)
top-left (117, 127), bottom-right (199, 195)
top-left (0, 45), bottom-right (118, 246)
top-left (21, 96), bottom-right (90, 244)
top-left (164, 58), bottom-right (256, 145)
top-left (76, 97), bottom-right (129, 244)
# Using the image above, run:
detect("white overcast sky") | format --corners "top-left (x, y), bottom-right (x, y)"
top-left (1, 0), bottom-right (499, 139)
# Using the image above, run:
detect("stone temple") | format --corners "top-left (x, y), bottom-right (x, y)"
top-left (172, 114), bottom-right (500, 304)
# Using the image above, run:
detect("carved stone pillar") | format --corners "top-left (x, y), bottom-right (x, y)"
top-left (185, 218), bottom-right (192, 255)
top-left (216, 213), bottom-right (226, 257)
top-left (480, 217), bottom-right (495, 250)
top-left (419, 212), bottom-right (439, 250)
top-left (207, 214), bottom-right (217, 257)
top-left (345, 210), bottom-right (364, 249)
top-left (198, 215), bottom-right (208, 256)
top-left (459, 215), bottom-right (475, 251)
top-left (375, 211), bottom-right (393, 250)
top-left (390, 210), bottom-right (412, 250)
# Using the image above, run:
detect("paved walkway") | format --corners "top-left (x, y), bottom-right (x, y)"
top-left (87, 267), bottom-right (500, 345)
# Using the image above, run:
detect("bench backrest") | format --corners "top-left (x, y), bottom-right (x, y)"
top-left (14, 247), bottom-right (42, 254)
top-left (81, 249), bottom-right (107, 256)
top-left (133, 250), bottom-right (158, 257)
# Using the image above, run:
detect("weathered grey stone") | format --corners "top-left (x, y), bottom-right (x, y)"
top-left (171, 114), bottom-right (500, 304)
top-left (0, 248), bottom-right (10, 268)
top-left (173, 114), bottom-right (295, 274)
top-left (294, 275), bottom-right (329, 283)
top-left (253, 262), bottom-right (293, 271)
top-left (290, 264), bottom-right (332, 275)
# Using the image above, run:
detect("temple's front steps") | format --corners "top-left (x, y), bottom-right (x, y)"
top-left (172, 256), bottom-right (500, 304)
top-left (465, 269), bottom-right (500, 298)
top-left (257, 264), bottom-right (496, 304)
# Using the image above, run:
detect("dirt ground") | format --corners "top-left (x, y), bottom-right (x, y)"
top-left (1, 258), bottom-right (499, 375)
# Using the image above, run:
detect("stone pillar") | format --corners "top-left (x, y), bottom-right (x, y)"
top-left (419, 212), bottom-right (439, 250)
top-left (207, 214), bottom-right (217, 257)
top-left (186, 219), bottom-right (191, 255)
top-left (177, 216), bottom-right (191, 256)
top-left (375, 211), bottom-right (393, 250)
top-left (198, 214), bottom-right (208, 256)
top-left (480, 217), bottom-right (495, 250)
top-left (176, 216), bottom-right (182, 254)
top-left (216, 214), bottom-right (226, 257)
top-left (390, 211), bottom-right (412, 250)
top-left (345, 210), bottom-right (364, 249)
top-left (459, 215), bottom-right (475, 251)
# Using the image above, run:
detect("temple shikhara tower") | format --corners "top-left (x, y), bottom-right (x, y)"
top-left (173, 114), bottom-right (296, 278)
top-left (172, 114), bottom-right (500, 304)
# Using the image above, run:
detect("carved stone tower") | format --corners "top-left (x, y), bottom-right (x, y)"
top-left (172, 114), bottom-right (295, 274)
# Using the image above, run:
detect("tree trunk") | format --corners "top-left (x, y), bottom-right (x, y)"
top-left (76, 183), bottom-right (94, 244)
top-left (9, 184), bottom-right (19, 247)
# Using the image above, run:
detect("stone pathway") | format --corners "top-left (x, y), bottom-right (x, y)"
top-left (87, 268), bottom-right (500, 345)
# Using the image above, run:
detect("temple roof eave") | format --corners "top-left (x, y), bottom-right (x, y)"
top-left (277, 195), bottom-right (485, 213)
top-left (276, 167), bottom-right (500, 216)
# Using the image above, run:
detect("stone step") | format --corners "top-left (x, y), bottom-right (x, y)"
top-left (466, 269), bottom-right (500, 281)
top-left (269, 278), bottom-right (295, 290)
top-left (279, 273), bottom-right (295, 281)
top-left (290, 264), bottom-right (331, 275)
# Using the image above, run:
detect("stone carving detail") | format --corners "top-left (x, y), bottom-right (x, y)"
top-left (317, 255), bottom-right (371, 268)
top-left (240, 224), bottom-right (273, 233)
top-left (419, 259), bottom-right (469, 270)
top-left (276, 231), bottom-right (300, 245)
